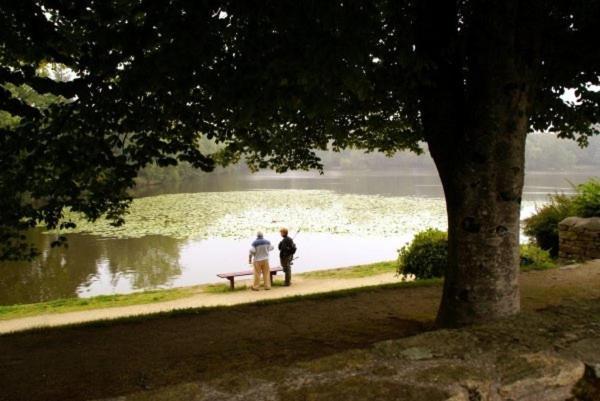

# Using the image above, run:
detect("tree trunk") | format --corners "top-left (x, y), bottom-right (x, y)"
top-left (434, 116), bottom-right (528, 327)
top-left (416, 0), bottom-right (535, 326)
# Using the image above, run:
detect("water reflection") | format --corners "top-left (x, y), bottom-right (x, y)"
top-left (0, 233), bottom-right (183, 305)
top-left (133, 169), bottom-right (592, 201)
top-left (99, 236), bottom-right (182, 289)
top-left (75, 233), bottom-right (407, 300)
top-left (0, 231), bottom-right (102, 304)
top-left (133, 170), bottom-right (447, 198)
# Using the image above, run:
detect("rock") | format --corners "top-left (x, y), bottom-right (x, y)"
top-left (399, 347), bottom-right (434, 360)
top-left (497, 353), bottom-right (584, 401)
top-left (559, 217), bottom-right (600, 261)
top-left (559, 217), bottom-right (600, 231)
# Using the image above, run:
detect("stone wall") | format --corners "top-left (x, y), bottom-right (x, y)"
top-left (559, 217), bottom-right (600, 260)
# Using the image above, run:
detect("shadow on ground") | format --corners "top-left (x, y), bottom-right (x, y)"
top-left (1, 261), bottom-right (600, 401)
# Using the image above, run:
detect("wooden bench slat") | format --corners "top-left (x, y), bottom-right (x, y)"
top-left (217, 267), bottom-right (283, 279)
top-left (216, 267), bottom-right (283, 290)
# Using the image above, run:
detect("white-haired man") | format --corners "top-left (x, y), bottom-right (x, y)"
top-left (249, 231), bottom-right (274, 290)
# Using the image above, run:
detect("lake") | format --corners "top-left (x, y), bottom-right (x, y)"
top-left (0, 169), bottom-right (594, 305)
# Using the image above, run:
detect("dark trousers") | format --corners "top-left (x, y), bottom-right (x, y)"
top-left (280, 255), bottom-right (292, 286)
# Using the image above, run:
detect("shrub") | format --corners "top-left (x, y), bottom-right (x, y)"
top-left (398, 231), bottom-right (555, 280)
top-left (519, 244), bottom-right (555, 271)
top-left (523, 194), bottom-right (574, 257)
top-left (572, 179), bottom-right (600, 218)
top-left (397, 229), bottom-right (448, 279)
top-left (523, 178), bottom-right (600, 256)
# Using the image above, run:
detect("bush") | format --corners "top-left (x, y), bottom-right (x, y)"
top-left (523, 178), bottom-right (600, 256)
top-left (397, 229), bottom-right (448, 279)
top-left (523, 194), bottom-right (574, 257)
top-left (398, 230), bottom-right (555, 280)
top-left (572, 179), bottom-right (600, 218)
top-left (519, 244), bottom-right (555, 271)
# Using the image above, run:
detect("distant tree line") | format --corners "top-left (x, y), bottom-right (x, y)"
top-left (137, 133), bottom-right (600, 186)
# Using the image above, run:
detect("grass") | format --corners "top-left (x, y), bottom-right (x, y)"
top-left (4, 278), bottom-right (443, 335)
top-left (1, 257), bottom-right (566, 323)
top-left (0, 286), bottom-right (199, 321)
top-left (300, 261), bottom-right (397, 279)
top-left (0, 261), bottom-right (398, 321)
top-left (520, 262), bottom-right (557, 272)
top-left (203, 283), bottom-right (249, 293)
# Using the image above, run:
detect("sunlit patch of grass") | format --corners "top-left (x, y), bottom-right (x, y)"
top-left (300, 261), bottom-right (397, 279)
top-left (204, 284), bottom-right (249, 293)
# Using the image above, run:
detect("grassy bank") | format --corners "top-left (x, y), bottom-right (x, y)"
top-left (5, 278), bottom-right (443, 334)
top-left (301, 260), bottom-right (397, 278)
top-left (0, 261), bottom-right (398, 321)
top-left (0, 286), bottom-right (200, 321)
top-left (0, 258), bottom-right (563, 322)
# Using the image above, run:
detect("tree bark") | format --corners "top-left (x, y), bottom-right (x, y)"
top-left (433, 108), bottom-right (528, 327)
top-left (417, 0), bottom-right (535, 326)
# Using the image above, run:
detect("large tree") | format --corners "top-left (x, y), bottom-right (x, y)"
top-left (1, 1), bottom-right (598, 326)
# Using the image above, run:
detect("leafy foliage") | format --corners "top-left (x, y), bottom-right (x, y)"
top-left (572, 179), bottom-right (600, 218)
top-left (1, 1), bottom-right (599, 259)
top-left (397, 229), bottom-right (448, 280)
top-left (399, 230), bottom-right (555, 279)
top-left (523, 194), bottom-right (575, 257)
top-left (524, 179), bottom-right (600, 256)
top-left (519, 244), bottom-right (555, 271)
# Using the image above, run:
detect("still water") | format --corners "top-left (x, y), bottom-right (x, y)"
top-left (0, 170), bottom-right (594, 305)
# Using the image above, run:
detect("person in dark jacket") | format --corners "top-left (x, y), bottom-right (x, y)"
top-left (278, 228), bottom-right (296, 286)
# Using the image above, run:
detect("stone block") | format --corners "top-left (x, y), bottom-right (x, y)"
top-left (558, 217), bottom-right (600, 261)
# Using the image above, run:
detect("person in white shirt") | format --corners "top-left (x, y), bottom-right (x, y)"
top-left (249, 231), bottom-right (274, 290)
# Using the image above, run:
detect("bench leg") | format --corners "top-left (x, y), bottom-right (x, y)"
top-left (228, 277), bottom-right (234, 290)
top-left (270, 271), bottom-right (276, 286)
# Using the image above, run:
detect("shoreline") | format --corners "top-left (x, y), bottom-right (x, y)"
top-left (0, 261), bottom-right (400, 331)
top-left (0, 257), bottom-right (581, 333)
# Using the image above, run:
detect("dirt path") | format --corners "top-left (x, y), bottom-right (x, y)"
top-left (0, 261), bottom-right (599, 401)
top-left (0, 273), bottom-right (400, 334)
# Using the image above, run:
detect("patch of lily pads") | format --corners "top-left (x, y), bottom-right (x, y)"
top-left (52, 190), bottom-right (538, 241)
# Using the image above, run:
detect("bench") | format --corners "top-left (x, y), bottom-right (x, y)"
top-left (217, 266), bottom-right (283, 290)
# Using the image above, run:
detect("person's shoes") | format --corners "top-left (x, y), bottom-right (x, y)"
top-left (251, 287), bottom-right (259, 291)
top-left (265, 287), bottom-right (271, 290)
